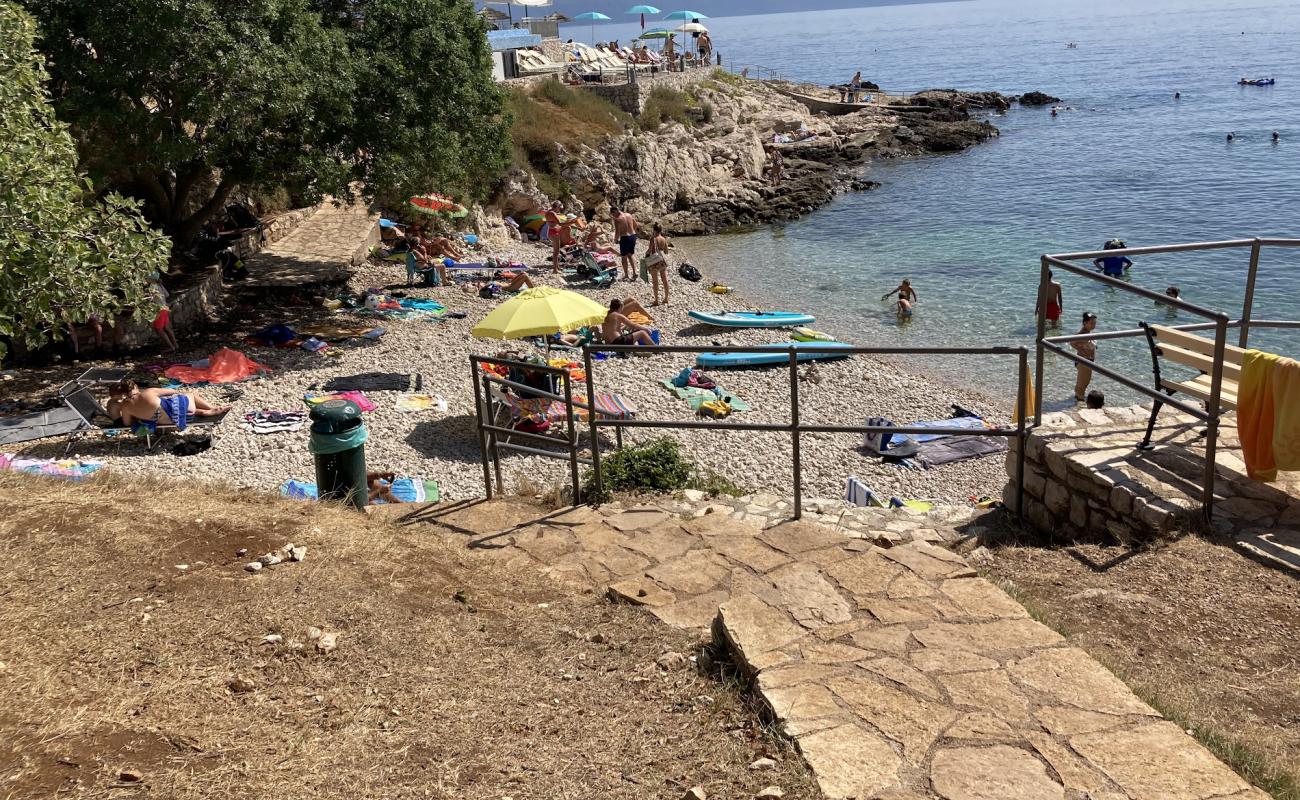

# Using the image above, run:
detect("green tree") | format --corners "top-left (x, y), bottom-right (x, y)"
top-left (0, 2), bottom-right (170, 360)
top-left (27, 0), bottom-right (510, 248)
top-left (334, 0), bottom-right (512, 208)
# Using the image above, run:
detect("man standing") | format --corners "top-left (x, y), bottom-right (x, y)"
top-left (1035, 269), bottom-right (1064, 327)
top-left (611, 205), bottom-right (638, 281)
top-left (1093, 239), bottom-right (1132, 278)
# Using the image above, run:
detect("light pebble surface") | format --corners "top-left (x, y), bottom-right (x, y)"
top-left (88, 237), bottom-right (1013, 507)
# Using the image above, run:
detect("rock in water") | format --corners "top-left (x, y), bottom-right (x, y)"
top-left (1018, 91), bottom-right (1062, 106)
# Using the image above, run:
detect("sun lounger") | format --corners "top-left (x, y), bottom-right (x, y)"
top-left (489, 384), bottom-right (637, 431)
top-left (59, 376), bottom-right (229, 453)
top-left (516, 49), bottom-right (564, 76)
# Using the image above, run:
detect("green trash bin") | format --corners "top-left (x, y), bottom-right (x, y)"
top-left (308, 399), bottom-right (369, 510)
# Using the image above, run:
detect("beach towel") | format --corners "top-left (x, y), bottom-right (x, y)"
top-left (279, 477), bottom-right (439, 504)
top-left (917, 436), bottom-right (1007, 467)
top-left (241, 410), bottom-right (308, 434)
top-left (845, 476), bottom-right (886, 508)
top-left (1239, 349), bottom-right (1300, 481)
top-left (906, 415), bottom-right (991, 443)
top-left (323, 372), bottom-right (413, 392)
top-left (303, 391), bottom-right (377, 413)
top-left (659, 379), bottom-right (752, 412)
top-left (395, 394), bottom-right (448, 413)
top-left (295, 324), bottom-right (383, 341)
top-left (1, 453), bottom-right (103, 480)
top-left (165, 348), bottom-right (269, 385)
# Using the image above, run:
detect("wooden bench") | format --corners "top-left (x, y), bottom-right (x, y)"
top-left (1138, 323), bottom-right (1244, 448)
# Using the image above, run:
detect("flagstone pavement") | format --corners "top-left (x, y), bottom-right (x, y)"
top-left (397, 497), bottom-right (1267, 800)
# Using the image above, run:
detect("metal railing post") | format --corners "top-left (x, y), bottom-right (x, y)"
top-left (1203, 314), bottom-right (1230, 520)
top-left (583, 346), bottom-right (601, 502)
top-left (483, 371), bottom-right (503, 496)
top-left (471, 357), bottom-right (493, 499)
top-left (562, 370), bottom-right (580, 506)
top-left (789, 348), bottom-right (802, 520)
top-left (1239, 238), bottom-right (1262, 349)
top-left (1016, 348), bottom-right (1028, 521)
top-left (1033, 255), bottom-right (1049, 427)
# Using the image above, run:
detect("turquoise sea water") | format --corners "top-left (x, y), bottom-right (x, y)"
top-left (566, 0), bottom-right (1300, 403)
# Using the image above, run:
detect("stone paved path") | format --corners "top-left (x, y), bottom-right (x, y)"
top-left (243, 198), bottom-right (378, 286)
top-left (401, 497), bottom-right (1268, 800)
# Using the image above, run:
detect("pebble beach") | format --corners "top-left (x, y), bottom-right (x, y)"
top-left (9, 233), bottom-right (1015, 508)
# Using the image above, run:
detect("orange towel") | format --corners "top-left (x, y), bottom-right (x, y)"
top-left (1239, 350), bottom-right (1300, 481)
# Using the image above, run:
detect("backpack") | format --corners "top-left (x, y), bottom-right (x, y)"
top-left (678, 262), bottom-right (702, 282)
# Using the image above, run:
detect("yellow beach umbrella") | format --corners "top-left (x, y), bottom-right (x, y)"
top-left (472, 286), bottom-right (608, 340)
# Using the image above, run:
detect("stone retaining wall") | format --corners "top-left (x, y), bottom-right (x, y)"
top-left (1002, 404), bottom-right (1194, 543)
top-left (585, 66), bottom-right (715, 114)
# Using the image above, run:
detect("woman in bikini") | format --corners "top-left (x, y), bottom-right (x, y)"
top-left (645, 223), bottom-right (672, 306)
top-left (109, 379), bottom-right (228, 431)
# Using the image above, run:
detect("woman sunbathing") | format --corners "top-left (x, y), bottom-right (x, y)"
top-left (108, 379), bottom-right (228, 431)
top-left (583, 224), bottom-right (620, 256)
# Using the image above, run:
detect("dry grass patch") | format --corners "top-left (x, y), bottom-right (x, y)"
top-left (984, 533), bottom-right (1300, 798)
top-left (0, 473), bottom-right (817, 799)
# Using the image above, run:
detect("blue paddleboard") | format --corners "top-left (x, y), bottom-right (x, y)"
top-left (696, 341), bottom-right (855, 369)
top-left (688, 310), bottom-right (816, 328)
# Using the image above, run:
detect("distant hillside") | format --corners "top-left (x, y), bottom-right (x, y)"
top-left (542, 0), bottom-right (968, 21)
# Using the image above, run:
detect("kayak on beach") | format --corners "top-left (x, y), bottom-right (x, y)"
top-left (688, 310), bottom-right (816, 328)
top-left (696, 341), bottom-right (855, 369)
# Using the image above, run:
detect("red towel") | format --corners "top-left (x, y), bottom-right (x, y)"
top-left (165, 348), bottom-right (269, 385)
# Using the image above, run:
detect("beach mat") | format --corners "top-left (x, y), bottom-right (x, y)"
top-left (658, 379), bottom-right (752, 412)
top-left (906, 415), bottom-right (990, 443)
top-left (1, 453), bottom-right (103, 480)
top-left (323, 372), bottom-right (414, 392)
top-left (0, 407), bottom-right (83, 446)
top-left (918, 435), bottom-right (1007, 467)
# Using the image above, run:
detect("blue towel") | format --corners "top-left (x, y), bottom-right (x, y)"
top-left (279, 477), bottom-right (431, 504)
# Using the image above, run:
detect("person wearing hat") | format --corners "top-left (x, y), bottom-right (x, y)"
top-left (1093, 239), bottom-right (1132, 277)
top-left (1071, 311), bottom-right (1099, 402)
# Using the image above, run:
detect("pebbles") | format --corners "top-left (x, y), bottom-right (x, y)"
top-left (89, 238), bottom-right (1007, 508)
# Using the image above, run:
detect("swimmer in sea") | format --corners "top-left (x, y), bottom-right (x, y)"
top-left (1227, 132), bottom-right (1235, 142)
top-left (1174, 91), bottom-right (1181, 99)
top-left (882, 279), bottom-right (917, 317)
top-left (1274, 131), bottom-right (1281, 143)
top-left (1035, 270), bottom-right (1064, 327)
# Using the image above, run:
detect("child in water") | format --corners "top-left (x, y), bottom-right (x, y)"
top-left (882, 279), bottom-right (917, 317)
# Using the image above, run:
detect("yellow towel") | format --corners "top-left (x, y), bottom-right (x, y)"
top-left (1012, 369), bottom-right (1036, 425)
top-left (1239, 350), bottom-right (1300, 481)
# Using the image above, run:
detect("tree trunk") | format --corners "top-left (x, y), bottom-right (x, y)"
top-left (169, 178), bottom-right (237, 252)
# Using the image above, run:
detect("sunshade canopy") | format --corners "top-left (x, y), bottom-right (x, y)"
top-left (472, 286), bottom-right (609, 340)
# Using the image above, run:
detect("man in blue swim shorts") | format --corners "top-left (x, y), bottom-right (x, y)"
top-left (1093, 239), bottom-right (1133, 277)
top-left (612, 205), bottom-right (639, 281)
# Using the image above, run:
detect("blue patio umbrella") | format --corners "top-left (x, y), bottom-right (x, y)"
top-left (627, 4), bottom-right (660, 28)
top-left (663, 9), bottom-right (707, 20)
top-left (573, 10), bottom-right (612, 43)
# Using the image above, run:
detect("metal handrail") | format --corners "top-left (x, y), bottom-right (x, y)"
top-left (1033, 236), bottom-right (1300, 520)
top-left (566, 342), bottom-right (1031, 521)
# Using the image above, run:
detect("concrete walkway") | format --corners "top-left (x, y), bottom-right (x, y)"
top-left (401, 497), bottom-right (1267, 800)
top-left (243, 199), bottom-right (378, 287)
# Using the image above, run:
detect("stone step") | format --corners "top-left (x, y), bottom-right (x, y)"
top-left (712, 540), bottom-right (1268, 800)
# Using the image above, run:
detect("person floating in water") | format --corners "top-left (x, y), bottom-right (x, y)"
top-left (1227, 132), bottom-right (1235, 142)
top-left (1174, 91), bottom-right (1181, 99)
top-left (1274, 131), bottom-right (1281, 143)
top-left (1093, 239), bottom-right (1132, 277)
top-left (882, 279), bottom-right (917, 317)
top-left (1035, 270), bottom-right (1064, 327)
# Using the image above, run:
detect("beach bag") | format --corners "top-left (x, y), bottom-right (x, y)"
top-left (686, 370), bottom-right (716, 390)
top-left (672, 367), bottom-right (694, 388)
top-left (864, 416), bottom-right (919, 459)
top-left (678, 262), bottom-right (702, 282)
top-left (638, 256), bottom-right (650, 282)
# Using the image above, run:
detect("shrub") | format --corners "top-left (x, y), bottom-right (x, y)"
top-left (639, 87), bottom-right (691, 131)
top-left (581, 438), bottom-right (746, 503)
top-left (508, 80), bottom-right (628, 195)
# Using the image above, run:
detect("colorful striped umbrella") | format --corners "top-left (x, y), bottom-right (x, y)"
top-left (409, 194), bottom-right (468, 219)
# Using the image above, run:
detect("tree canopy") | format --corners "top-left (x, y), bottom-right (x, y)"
top-left (27, 0), bottom-right (511, 247)
top-left (0, 1), bottom-right (170, 360)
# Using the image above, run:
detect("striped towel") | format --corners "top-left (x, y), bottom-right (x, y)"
top-left (279, 477), bottom-right (439, 504)
top-left (242, 410), bottom-right (308, 434)
top-left (845, 476), bottom-right (885, 508)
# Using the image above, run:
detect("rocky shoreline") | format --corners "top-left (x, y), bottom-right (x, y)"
top-left (487, 77), bottom-right (1048, 238)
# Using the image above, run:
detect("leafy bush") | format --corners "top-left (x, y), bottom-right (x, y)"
top-left (581, 438), bottom-right (746, 503)
top-left (639, 87), bottom-right (691, 131)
